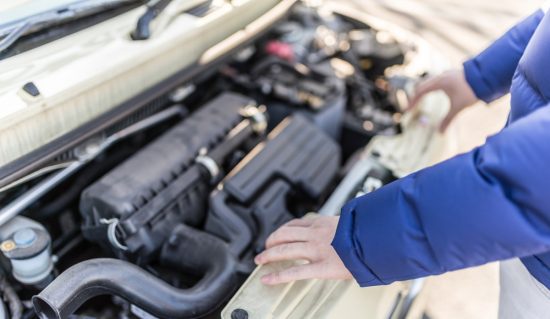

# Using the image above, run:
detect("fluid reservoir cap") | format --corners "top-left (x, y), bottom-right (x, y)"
top-left (2, 228), bottom-right (49, 260)
top-left (13, 228), bottom-right (36, 246)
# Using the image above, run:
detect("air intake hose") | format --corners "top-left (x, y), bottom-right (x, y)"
top-left (32, 224), bottom-right (238, 319)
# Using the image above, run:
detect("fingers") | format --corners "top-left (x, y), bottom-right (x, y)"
top-left (408, 78), bottom-right (438, 110)
top-left (265, 225), bottom-right (312, 249)
top-left (261, 263), bottom-right (324, 285)
top-left (407, 90), bottom-right (425, 111)
top-left (439, 116), bottom-right (453, 133)
top-left (256, 216), bottom-right (352, 285)
top-left (255, 242), bottom-right (314, 265)
top-left (439, 108), bottom-right (460, 133)
top-left (285, 218), bottom-right (314, 227)
top-left (263, 217), bottom-right (315, 249)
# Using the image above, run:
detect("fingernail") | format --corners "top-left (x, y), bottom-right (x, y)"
top-left (254, 256), bottom-right (262, 265)
top-left (261, 275), bottom-right (272, 285)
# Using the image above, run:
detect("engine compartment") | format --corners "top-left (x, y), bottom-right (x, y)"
top-left (0, 3), bottom-right (438, 318)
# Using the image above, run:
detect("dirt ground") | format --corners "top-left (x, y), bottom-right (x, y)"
top-left (340, 0), bottom-right (544, 318)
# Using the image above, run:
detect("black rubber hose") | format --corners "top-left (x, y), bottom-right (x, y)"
top-left (33, 225), bottom-right (239, 319)
top-left (0, 276), bottom-right (22, 319)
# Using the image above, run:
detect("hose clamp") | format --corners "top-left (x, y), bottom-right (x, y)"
top-left (195, 148), bottom-right (220, 184)
top-left (99, 218), bottom-right (128, 251)
top-left (240, 104), bottom-right (267, 134)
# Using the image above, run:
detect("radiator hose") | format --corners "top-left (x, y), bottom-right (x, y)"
top-left (32, 224), bottom-right (239, 319)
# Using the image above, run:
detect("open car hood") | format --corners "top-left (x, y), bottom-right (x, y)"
top-left (0, 0), bottom-right (293, 186)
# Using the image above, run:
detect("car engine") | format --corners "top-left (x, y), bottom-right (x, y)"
top-left (0, 3), bottom-right (443, 318)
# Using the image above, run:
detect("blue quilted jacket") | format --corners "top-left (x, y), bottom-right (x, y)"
top-left (332, 8), bottom-right (550, 289)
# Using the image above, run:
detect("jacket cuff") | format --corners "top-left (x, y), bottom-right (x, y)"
top-left (331, 198), bottom-right (382, 287)
top-left (463, 58), bottom-right (495, 103)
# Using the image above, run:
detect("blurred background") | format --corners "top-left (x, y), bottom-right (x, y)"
top-left (336, 0), bottom-right (543, 318)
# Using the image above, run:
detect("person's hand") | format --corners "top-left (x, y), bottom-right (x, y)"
top-left (254, 215), bottom-right (353, 285)
top-left (408, 69), bottom-right (478, 132)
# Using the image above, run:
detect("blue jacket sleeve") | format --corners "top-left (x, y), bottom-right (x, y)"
top-left (463, 9), bottom-right (544, 103)
top-left (332, 104), bottom-right (550, 287)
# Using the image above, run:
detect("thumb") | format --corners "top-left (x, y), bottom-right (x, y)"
top-left (439, 108), bottom-right (459, 133)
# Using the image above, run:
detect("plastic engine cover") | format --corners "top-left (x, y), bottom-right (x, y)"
top-left (206, 114), bottom-right (340, 264)
top-left (80, 93), bottom-right (257, 262)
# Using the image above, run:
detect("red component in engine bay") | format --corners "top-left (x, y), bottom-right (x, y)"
top-left (265, 40), bottom-right (295, 61)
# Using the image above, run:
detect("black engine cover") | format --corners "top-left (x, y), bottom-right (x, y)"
top-left (206, 114), bottom-right (340, 264)
top-left (80, 93), bottom-right (258, 262)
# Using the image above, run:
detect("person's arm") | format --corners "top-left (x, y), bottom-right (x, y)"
top-left (464, 9), bottom-right (544, 103)
top-left (332, 103), bottom-right (550, 286)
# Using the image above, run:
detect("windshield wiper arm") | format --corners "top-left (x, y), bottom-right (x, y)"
top-left (131, 0), bottom-right (172, 40)
top-left (131, 0), bottom-right (211, 40)
top-left (0, 21), bottom-right (33, 52)
top-left (0, 0), bottom-right (140, 52)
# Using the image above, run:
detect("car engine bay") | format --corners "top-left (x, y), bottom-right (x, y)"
top-left (0, 3), bottom-right (446, 318)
